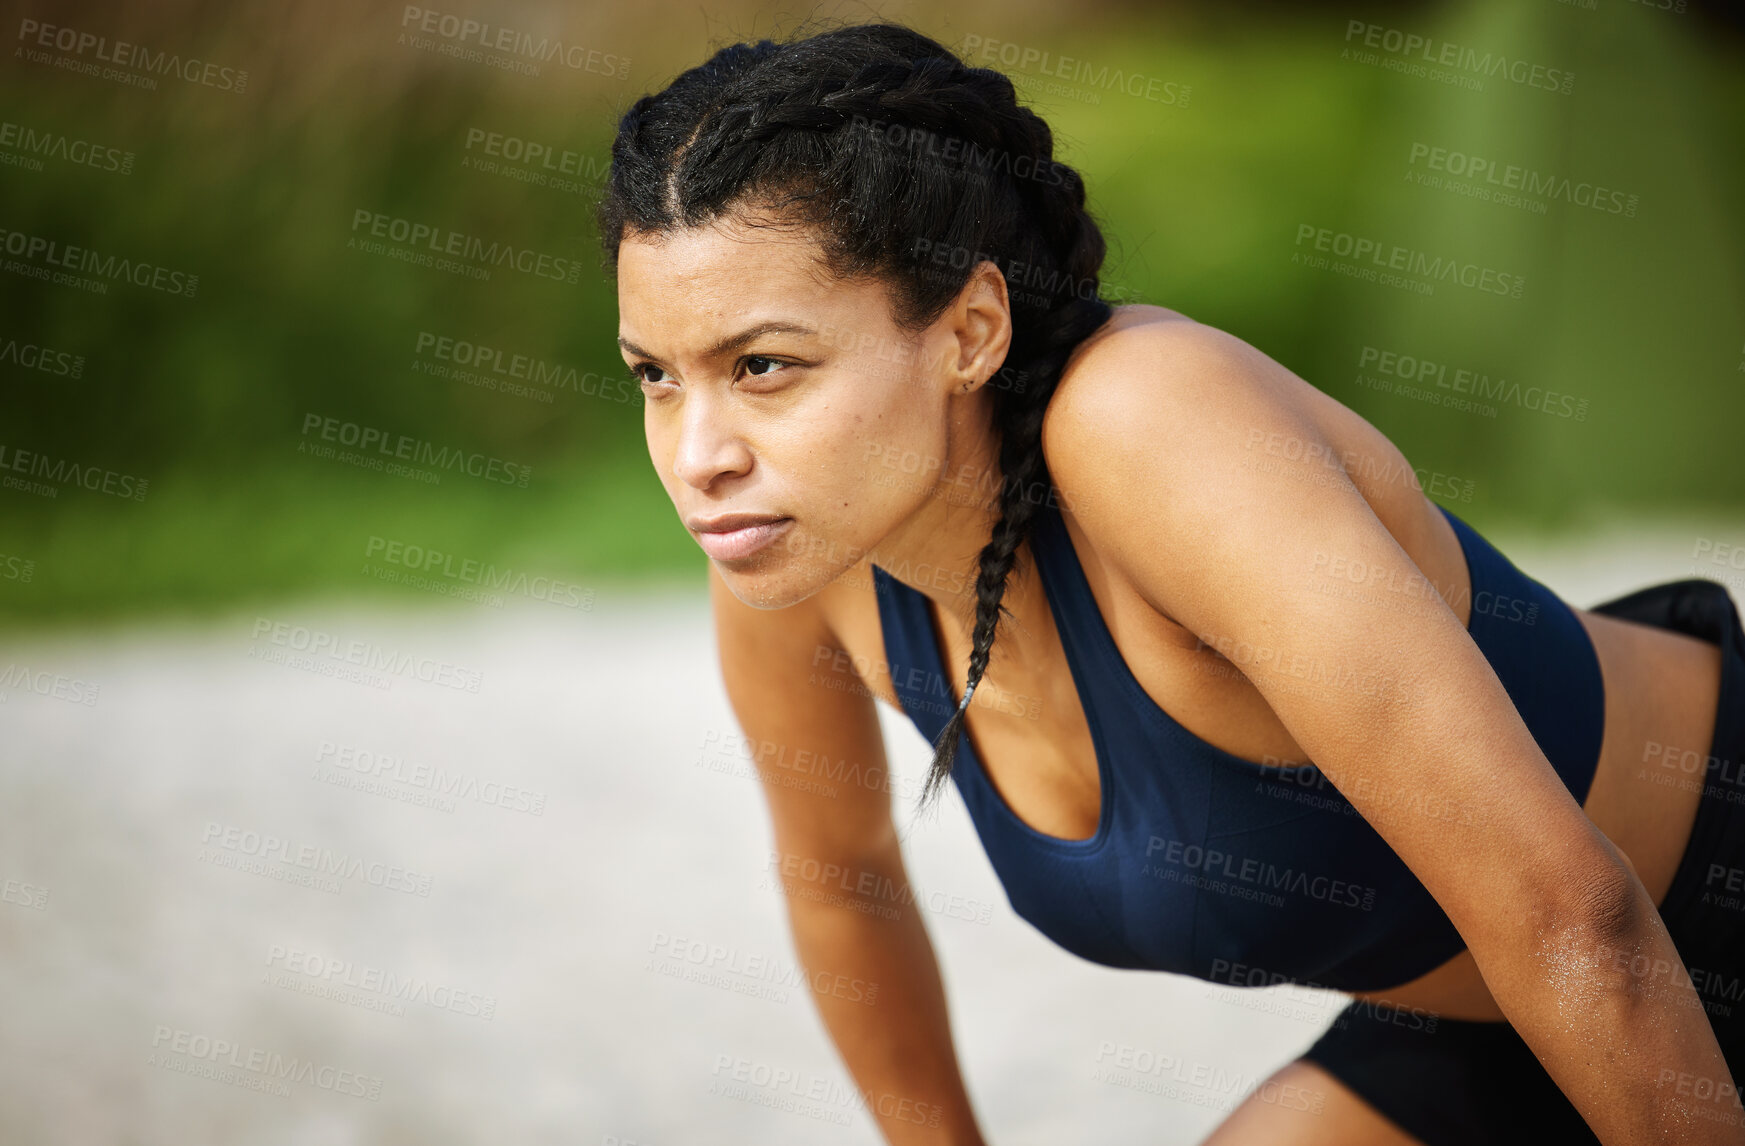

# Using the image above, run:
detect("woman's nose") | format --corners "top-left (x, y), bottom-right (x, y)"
top-left (669, 388), bottom-right (753, 491)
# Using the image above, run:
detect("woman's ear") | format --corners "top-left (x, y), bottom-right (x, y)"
top-left (949, 260), bottom-right (1013, 393)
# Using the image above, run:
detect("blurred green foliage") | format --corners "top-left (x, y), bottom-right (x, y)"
top-left (0, 0), bottom-right (1740, 628)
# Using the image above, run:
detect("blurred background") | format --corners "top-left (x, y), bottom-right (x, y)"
top-left (1, 0), bottom-right (1742, 1141)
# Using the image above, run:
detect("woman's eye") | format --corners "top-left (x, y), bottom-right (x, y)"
top-left (632, 357), bottom-right (790, 390)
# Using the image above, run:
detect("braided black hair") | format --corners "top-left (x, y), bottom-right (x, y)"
top-left (599, 22), bottom-right (1113, 819)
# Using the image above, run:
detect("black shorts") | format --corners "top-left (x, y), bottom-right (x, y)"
top-left (1299, 577), bottom-right (1745, 1145)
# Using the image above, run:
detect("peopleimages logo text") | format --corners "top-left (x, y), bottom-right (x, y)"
top-left (1294, 224), bottom-right (1524, 299)
top-left (16, 19), bottom-right (249, 91)
top-left (349, 209), bottom-right (583, 284)
top-left (0, 227), bottom-right (197, 297)
top-left (299, 414), bottom-right (531, 487)
top-left (1343, 21), bottom-right (1574, 94)
top-left (399, 7), bottom-right (628, 77)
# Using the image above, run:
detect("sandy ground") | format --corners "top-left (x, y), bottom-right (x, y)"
top-left (2, 515), bottom-right (1742, 1146)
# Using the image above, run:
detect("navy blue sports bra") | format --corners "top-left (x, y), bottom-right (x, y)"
top-left (871, 499), bottom-right (1604, 993)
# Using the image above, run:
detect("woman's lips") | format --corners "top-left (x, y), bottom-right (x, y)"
top-left (694, 517), bottom-right (795, 562)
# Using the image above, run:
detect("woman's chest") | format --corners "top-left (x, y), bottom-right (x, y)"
top-left (822, 557), bottom-right (1313, 842)
top-left (822, 560), bottom-right (1472, 989)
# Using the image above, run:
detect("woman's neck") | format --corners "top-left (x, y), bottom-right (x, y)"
top-left (861, 387), bottom-right (1045, 640)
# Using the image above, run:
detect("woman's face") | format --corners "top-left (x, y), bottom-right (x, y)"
top-left (616, 217), bottom-right (1004, 610)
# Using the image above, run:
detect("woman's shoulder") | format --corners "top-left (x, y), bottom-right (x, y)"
top-left (1050, 304), bottom-right (1305, 423)
top-left (1042, 305), bottom-right (1320, 514)
top-left (1040, 305), bottom-right (1465, 630)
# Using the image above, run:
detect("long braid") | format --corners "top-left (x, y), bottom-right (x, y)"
top-left (915, 112), bottom-right (1112, 815)
top-left (598, 22), bottom-right (1114, 821)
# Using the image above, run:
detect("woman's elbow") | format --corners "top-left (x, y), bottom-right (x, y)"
top-left (1466, 854), bottom-right (1646, 1015)
top-left (1561, 856), bottom-right (1647, 949)
top-left (1517, 848), bottom-right (1650, 987)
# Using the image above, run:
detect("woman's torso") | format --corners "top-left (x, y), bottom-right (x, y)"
top-left (810, 307), bottom-right (1724, 1021)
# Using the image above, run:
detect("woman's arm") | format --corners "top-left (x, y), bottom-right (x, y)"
top-left (711, 566), bottom-right (989, 1146)
top-left (1046, 318), bottom-right (1745, 1145)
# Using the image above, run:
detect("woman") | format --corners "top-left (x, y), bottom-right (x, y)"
top-left (598, 22), bottom-right (1745, 1146)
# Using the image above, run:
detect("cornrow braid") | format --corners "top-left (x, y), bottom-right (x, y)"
top-left (598, 21), bottom-right (1113, 821)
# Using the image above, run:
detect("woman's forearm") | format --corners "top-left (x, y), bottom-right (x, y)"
top-left (781, 844), bottom-right (989, 1146)
top-left (1487, 878), bottom-right (1745, 1144)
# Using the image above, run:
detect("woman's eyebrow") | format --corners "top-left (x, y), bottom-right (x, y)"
top-left (617, 321), bottom-right (817, 362)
